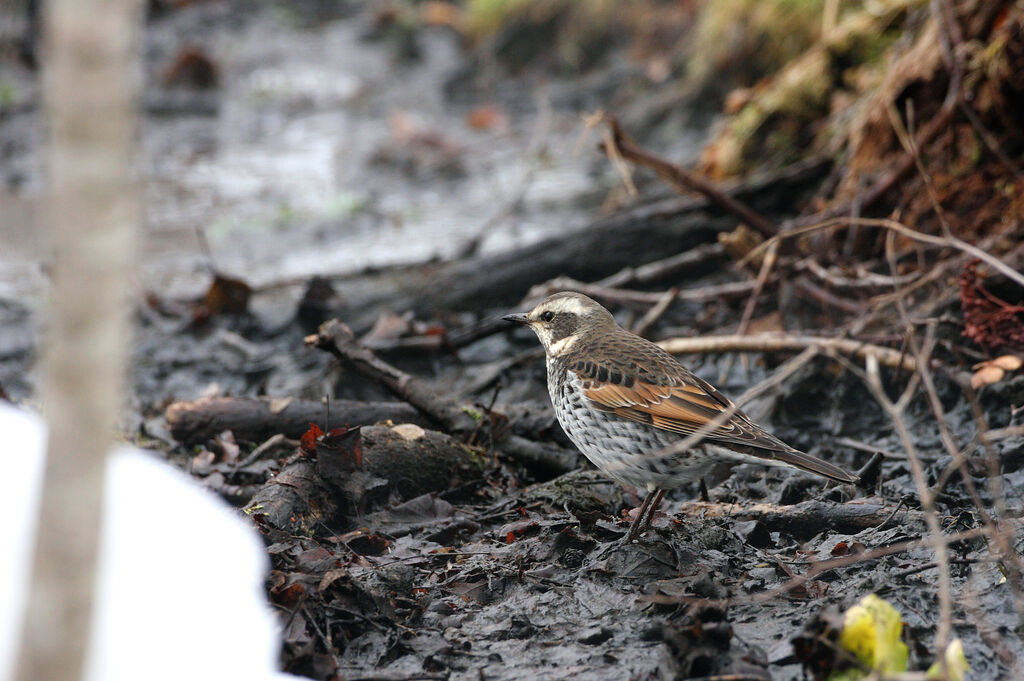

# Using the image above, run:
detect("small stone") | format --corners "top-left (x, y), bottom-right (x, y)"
top-left (578, 626), bottom-right (612, 645)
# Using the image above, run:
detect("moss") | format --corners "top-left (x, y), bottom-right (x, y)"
top-left (461, 406), bottom-right (484, 422)
top-left (461, 0), bottom-right (633, 73)
top-left (463, 0), bottom-right (537, 39)
top-left (699, 0), bottom-right (926, 177)
top-left (686, 0), bottom-right (829, 96)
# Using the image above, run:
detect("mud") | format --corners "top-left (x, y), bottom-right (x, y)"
top-left (1, 3), bottom-right (1022, 680)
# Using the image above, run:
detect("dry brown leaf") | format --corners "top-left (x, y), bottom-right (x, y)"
top-left (422, 1), bottom-right (462, 30)
top-left (971, 364), bottom-right (1005, 389)
top-left (992, 355), bottom-right (1023, 371)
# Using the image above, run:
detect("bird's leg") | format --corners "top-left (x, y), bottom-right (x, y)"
top-left (623, 488), bottom-right (666, 543)
top-left (580, 488), bottom-right (667, 571)
top-left (699, 478), bottom-right (710, 502)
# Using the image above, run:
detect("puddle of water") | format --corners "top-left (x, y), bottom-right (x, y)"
top-left (1, 5), bottom-right (702, 300)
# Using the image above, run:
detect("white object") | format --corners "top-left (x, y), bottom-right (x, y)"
top-left (1, 404), bottom-right (295, 681)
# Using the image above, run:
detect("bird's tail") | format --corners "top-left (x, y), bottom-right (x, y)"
top-left (770, 447), bottom-right (859, 484)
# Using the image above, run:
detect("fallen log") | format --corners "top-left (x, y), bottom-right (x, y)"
top-left (312, 157), bottom-right (830, 330)
top-left (165, 396), bottom-right (430, 446)
top-left (307, 319), bottom-right (481, 435)
top-left (246, 459), bottom-right (335, 536)
top-left (676, 499), bottom-right (922, 539)
top-left (306, 319), bottom-right (580, 475)
top-left (245, 423), bottom-right (486, 534)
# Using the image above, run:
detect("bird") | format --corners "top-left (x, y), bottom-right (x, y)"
top-left (503, 291), bottom-right (858, 543)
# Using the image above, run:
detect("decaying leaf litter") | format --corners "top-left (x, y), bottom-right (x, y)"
top-left (2, 1), bottom-right (1024, 680)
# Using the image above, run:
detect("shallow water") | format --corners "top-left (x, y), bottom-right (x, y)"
top-left (0, 3), bottom-right (701, 301)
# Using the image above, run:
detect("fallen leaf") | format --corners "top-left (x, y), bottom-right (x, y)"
top-left (194, 273), bottom-right (252, 323)
top-left (971, 364), bottom-right (1005, 389)
top-left (300, 423), bottom-right (324, 456)
top-left (836, 594), bottom-right (908, 676)
top-left (466, 104), bottom-right (508, 132)
top-left (161, 45), bottom-right (219, 89)
top-left (422, 1), bottom-right (462, 30)
top-left (992, 354), bottom-right (1023, 370)
top-left (927, 638), bottom-right (969, 681)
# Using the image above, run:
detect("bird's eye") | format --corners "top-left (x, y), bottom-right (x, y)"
top-left (540, 311), bottom-right (555, 322)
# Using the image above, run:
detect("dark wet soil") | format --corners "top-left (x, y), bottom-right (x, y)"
top-left (2, 3), bottom-right (1022, 681)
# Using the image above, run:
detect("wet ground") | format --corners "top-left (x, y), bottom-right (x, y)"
top-left (0, 1), bottom-right (700, 301)
top-left (2, 3), bottom-right (1023, 680)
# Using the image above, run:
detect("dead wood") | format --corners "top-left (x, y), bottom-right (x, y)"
top-left (657, 332), bottom-right (919, 373)
top-left (498, 434), bottom-right (578, 476)
top-left (310, 156), bottom-right (829, 332)
top-left (307, 319), bottom-right (479, 435)
top-left (603, 116), bottom-right (779, 238)
top-left (164, 395), bottom-right (430, 446)
top-left (245, 424), bottom-right (486, 534)
top-left (246, 459), bottom-right (336, 535)
top-left (677, 499), bottom-right (923, 539)
top-left (306, 319), bottom-right (580, 475)
top-left (359, 424), bottom-right (485, 500)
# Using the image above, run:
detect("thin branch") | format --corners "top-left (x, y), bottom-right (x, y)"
top-left (596, 242), bottom-right (727, 289)
top-left (527, 276), bottom-right (762, 307)
top-left (742, 216), bottom-right (1024, 290)
top-left (657, 332), bottom-right (919, 373)
top-left (632, 287), bottom-right (678, 337)
top-left (601, 115), bottom-right (778, 238)
top-left (862, 347), bottom-right (953, 658)
top-left (720, 241), bottom-right (779, 382)
top-left (306, 320), bottom-right (479, 436)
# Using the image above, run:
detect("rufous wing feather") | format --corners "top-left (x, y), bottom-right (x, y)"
top-left (580, 369), bottom-right (858, 484)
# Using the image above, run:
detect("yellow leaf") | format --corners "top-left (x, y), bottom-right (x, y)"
top-left (837, 594), bottom-right (908, 674)
top-left (927, 639), bottom-right (969, 681)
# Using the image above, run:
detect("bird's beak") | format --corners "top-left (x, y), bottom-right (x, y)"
top-left (502, 312), bottom-right (531, 325)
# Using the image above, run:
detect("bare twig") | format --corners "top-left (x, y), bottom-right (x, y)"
top-left (742, 216), bottom-right (1024, 290)
top-left (527, 276), bottom-right (761, 308)
top-left (796, 257), bottom-right (922, 290)
top-left (307, 320), bottom-right (479, 435)
top-left (835, 437), bottom-right (908, 461)
top-left (720, 241), bottom-right (779, 382)
top-left (601, 115), bottom-right (778, 238)
top-left (657, 332), bottom-right (919, 373)
top-left (595, 243), bottom-right (727, 288)
top-left (632, 287), bottom-right (678, 337)
top-left (862, 346), bottom-right (953, 657)
top-left (794, 278), bottom-right (868, 316)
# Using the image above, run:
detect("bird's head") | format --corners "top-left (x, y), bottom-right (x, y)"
top-left (503, 292), bottom-right (615, 356)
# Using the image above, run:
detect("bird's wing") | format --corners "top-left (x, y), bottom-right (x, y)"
top-left (576, 361), bottom-right (784, 451)
top-left (572, 359), bottom-right (858, 483)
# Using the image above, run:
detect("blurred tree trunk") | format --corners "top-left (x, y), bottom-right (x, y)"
top-left (15, 0), bottom-right (142, 680)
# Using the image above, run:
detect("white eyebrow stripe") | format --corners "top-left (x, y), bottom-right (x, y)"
top-left (542, 297), bottom-right (588, 316)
